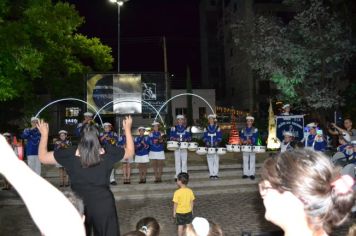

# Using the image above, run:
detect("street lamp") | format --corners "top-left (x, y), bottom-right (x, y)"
top-left (109, 0), bottom-right (129, 72)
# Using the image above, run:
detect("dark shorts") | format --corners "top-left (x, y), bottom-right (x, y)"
top-left (175, 212), bottom-right (193, 225)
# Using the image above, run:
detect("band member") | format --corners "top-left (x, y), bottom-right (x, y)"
top-left (75, 112), bottom-right (94, 137)
top-left (169, 115), bottom-right (192, 180)
top-left (54, 130), bottom-right (71, 187)
top-left (21, 117), bottom-right (41, 175)
top-left (280, 131), bottom-right (294, 153)
top-left (240, 116), bottom-right (258, 180)
top-left (280, 104), bottom-right (292, 116)
top-left (203, 114), bottom-right (222, 180)
top-left (134, 127), bottom-right (150, 183)
top-left (148, 121), bottom-right (165, 183)
top-left (305, 123), bottom-right (326, 152)
top-left (119, 127), bottom-right (134, 184)
top-left (99, 122), bottom-right (119, 185)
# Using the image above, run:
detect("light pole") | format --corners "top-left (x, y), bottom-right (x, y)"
top-left (109, 0), bottom-right (128, 72)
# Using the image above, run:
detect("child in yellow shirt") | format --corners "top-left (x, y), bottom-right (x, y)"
top-left (172, 172), bottom-right (195, 236)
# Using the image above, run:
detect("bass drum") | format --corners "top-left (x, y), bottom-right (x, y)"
top-left (179, 142), bottom-right (189, 149)
top-left (253, 146), bottom-right (266, 153)
top-left (167, 141), bottom-right (179, 151)
top-left (241, 145), bottom-right (252, 152)
top-left (217, 147), bottom-right (227, 155)
top-left (196, 147), bottom-right (207, 155)
top-left (232, 145), bottom-right (241, 152)
top-left (207, 147), bottom-right (216, 154)
top-left (226, 144), bottom-right (233, 152)
top-left (188, 142), bottom-right (198, 151)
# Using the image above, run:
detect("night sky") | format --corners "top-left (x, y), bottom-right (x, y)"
top-left (68, 0), bottom-right (201, 86)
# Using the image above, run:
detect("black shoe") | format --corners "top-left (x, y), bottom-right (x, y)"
top-left (250, 175), bottom-right (255, 180)
top-left (209, 176), bottom-right (214, 179)
top-left (242, 175), bottom-right (248, 179)
top-left (111, 181), bottom-right (117, 185)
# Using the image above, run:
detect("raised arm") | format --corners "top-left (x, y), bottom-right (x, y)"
top-left (37, 120), bottom-right (58, 165)
top-left (122, 116), bottom-right (134, 160)
top-left (0, 135), bottom-right (85, 236)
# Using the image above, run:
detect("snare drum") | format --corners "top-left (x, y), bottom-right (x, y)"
top-left (188, 142), bottom-right (198, 151)
top-left (167, 141), bottom-right (179, 151)
top-left (217, 147), bottom-right (227, 155)
top-left (226, 144), bottom-right (233, 152)
top-left (253, 146), bottom-right (266, 153)
top-left (196, 147), bottom-right (207, 155)
top-left (179, 142), bottom-right (189, 149)
top-left (241, 145), bottom-right (252, 152)
top-left (207, 147), bottom-right (216, 154)
top-left (232, 145), bottom-right (241, 152)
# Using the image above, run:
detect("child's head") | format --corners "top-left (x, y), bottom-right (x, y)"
top-left (122, 231), bottom-right (145, 236)
top-left (136, 217), bottom-right (160, 236)
top-left (185, 217), bottom-right (223, 236)
top-left (177, 172), bottom-right (189, 186)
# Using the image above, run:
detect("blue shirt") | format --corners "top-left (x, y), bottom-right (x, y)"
top-left (21, 128), bottom-right (41, 156)
top-left (99, 131), bottom-right (119, 146)
top-left (306, 134), bottom-right (326, 152)
top-left (203, 124), bottom-right (222, 147)
top-left (240, 127), bottom-right (258, 145)
top-left (134, 135), bottom-right (150, 156)
top-left (169, 125), bottom-right (191, 142)
top-left (148, 131), bottom-right (164, 152)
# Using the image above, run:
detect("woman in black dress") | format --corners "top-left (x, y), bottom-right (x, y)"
top-left (37, 117), bottom-right (134, 236)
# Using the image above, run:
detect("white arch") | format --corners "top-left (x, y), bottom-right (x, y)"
top-left (94, 98), bottom-right (165, 126)
top-left (35, 98), bottom-right (103, 126)
top-left (154, 93), bottom-right (215, 121)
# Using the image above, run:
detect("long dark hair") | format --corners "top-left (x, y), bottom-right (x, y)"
top-left (78, 123), bottom-right (101, 168)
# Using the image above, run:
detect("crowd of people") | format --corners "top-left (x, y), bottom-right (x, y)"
top-left (0, 107), bottom-right (355, 236)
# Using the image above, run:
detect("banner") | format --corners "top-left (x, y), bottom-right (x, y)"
top-left (141, 73), bottom-right (167, 114)
top-left (113, 74), bottom-right (142, 114)
top-left (87, 74), bottom-right (113, 114)
top-left (276, 115), bottom-right (304, 141)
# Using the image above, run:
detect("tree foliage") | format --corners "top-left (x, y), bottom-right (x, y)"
top-left (0, 0), bottom-right (113, 101)
top-left (232, 0), bottom-right (355, 111)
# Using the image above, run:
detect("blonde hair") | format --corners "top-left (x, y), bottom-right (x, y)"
top-left (261, 149), bottom-right (355, 233)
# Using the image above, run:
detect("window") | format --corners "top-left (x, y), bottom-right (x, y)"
top-left (175, 108), bottom-right (187, 117)
top-left (199, 107), bottom-right (206, 119)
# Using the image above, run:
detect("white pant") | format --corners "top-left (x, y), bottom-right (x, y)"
top-left (27, 155), bottom-right (41, 176)
top-left (207, 154), bottom-right (219, 176)
top-left (110, 169), bottom-right (116, 182)
top-left (242, 152), bottom-right (256, 176)
top-left (174, 149), bottom-right (188, 178)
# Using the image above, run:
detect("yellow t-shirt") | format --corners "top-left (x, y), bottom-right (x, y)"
top-left (172, 187), bottom-right (195, 214)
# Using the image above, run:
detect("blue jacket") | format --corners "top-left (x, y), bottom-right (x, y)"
top-left (99, 131), bottom-right (119, 146)
top-left (203, 124), bottom-right (222, 147)
top-left (54, 140), bottom-right (72, 151)
top-left (240, 127), bottom-right (258, 145)
top-left (148, 131), bottom-right (164, 152)
top-left (21, 128), bottom-right (41, 156)
top-left (306, 134), bottom-right (326, 152)
top-left (169, 125), bottom-right (191, 142)
top-left (134, 135), bottom-right (150, 156)
top-left (118, 135), bottom-right (126, 148)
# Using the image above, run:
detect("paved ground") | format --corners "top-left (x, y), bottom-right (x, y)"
top-left (0, 188), bottom-right (352, 236)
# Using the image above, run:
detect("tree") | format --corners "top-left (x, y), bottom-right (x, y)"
top-left (232, 0), bottom-right (355, 112)
top-left (0, 0), bottom-right (113, 102)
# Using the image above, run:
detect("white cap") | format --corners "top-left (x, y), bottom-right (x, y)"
top-left (341, 131), bottom-right (351, 143)
top-left (246, 116), bottom-right (254, 121)
top-left (176, 114), bottom-right (185, 120)
top-left (307, 122), bottom-right (317, 128)
top-left (83, 112), bottom-right (93, 117)
top-left (103, 122), bottom-right (112, 127)
top-left (192, 217), bottom-right (210, 236)
top-left (137, 126), bottom-right (146, 131)
top-left (58, 130), bottom-right (68, 135)
top-left (283, 131), bottom-right (294, 137)
top-left (152, 121), bottom-right (160, 126)
top-left (31, 117), bottom-right (39, 122)
top-left (2, 132), bottom-right (11, 137)
top-left (207, 114), bottom-right (216, 119)
top-left (282, 104), bottom-right (290, 109)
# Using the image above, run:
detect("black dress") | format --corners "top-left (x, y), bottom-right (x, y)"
top-left (54, 145), bottom-right (124, 236)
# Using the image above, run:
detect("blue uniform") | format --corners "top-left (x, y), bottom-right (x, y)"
top-left (54, 140), bottom-right (72, 151)
top-left (203, 125), bottom-right (222, 147)
top-left (169, 125), bottom-right (191, 142)
top-left (148, 131), bottom-right (164, 152)
top-left (240, 126), bottom-right (258, 177)
top-left (240, 127), bottom-right (258, 145)
top-left (21, 128), bottom-right (41, 156)
top-left (306, 134), bottom-right (326, 152)
top-left (99, 131), bottom-right (119, 146)
top-left (134, 135), bottom-right (150, 156)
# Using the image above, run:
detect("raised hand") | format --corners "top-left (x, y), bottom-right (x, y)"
top-left (36, 119), bottom-right (49, 137)
top-left (122, 115), bottom-right (132, 131)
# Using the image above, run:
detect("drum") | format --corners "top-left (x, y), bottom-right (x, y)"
top-left (188, 142), bottom-right (198, 151)
top-left (226, 144), bottom-right (233, 152)
top-left (167, 141), bottom-right (179, 151)
top-left (179, 142), bottom-right (189, 149)
top-left (207, 147), bottom-right (216, 154)
top-left (253, 146), bottom-right (266, 153)
top-left (241, 145), bottom-right (252, 152)
top-left (196, 147), bottom-right (207, 155)
top-left (232, 145), bottom-right (241, 152)
top-left (217, 147), bottom-right (227, 155)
